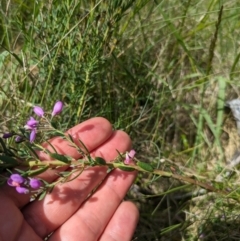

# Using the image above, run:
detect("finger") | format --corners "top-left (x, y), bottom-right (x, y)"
top-left (23, 130), bottom-right (133, 239)
top-left (38, 117), bottom-right (113, 161)
top-left (47, 168), bottom-right (137, 241)
top-left (0, 192), bottom-right (41, 241)
top-left (99, 201), bottom-right (139, 241)
top-left (1, 117), bottom-right (113, 208)
top-left (12, 220), bottom-right (42, 241)
top-left (37, 116), bottom-right (113, 181)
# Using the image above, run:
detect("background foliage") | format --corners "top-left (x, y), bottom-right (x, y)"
top-left (1, 0), bottom-right (240, 240)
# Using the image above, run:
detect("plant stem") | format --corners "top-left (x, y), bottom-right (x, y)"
top-left (24, 159), bottom-right (229, 195)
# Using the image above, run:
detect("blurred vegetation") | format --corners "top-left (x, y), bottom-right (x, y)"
top-left (1, 0), bottom-right (240, 240)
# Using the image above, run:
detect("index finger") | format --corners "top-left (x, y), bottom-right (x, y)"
top-left (37, 117), bottom-right (113, 181)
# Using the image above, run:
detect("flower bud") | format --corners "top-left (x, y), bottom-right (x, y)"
top-left (3, 132), bottom-right (14, 139)
top-left (51, 101), bottom-right (63, 116)
top-left (29, 178), bottom-right (42, 189)
top-left (15, 136), bottom-right (24, 143)
top-left (33, 106), bottom-right (44, 117)
top-left (29, 129), bottom-right (37, 143)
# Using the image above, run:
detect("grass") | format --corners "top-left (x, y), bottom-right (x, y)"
top-left (1, 0), bottom-right (240, 240)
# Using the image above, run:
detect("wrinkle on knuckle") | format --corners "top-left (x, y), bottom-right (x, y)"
top-left (80, 211), bottom-right (103, 238)
top-left (105, 183), bottom-right (122, 203)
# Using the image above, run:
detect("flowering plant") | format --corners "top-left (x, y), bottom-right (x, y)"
top-left (0, 101), bottom-right (232, 200)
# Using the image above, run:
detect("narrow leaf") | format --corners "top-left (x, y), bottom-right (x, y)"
top-left (49, 153), bottom-right (69, 163)
top-left (26, 166), bottom-right (49, 176)
top-left (95, 157), bottom-right (106, 165)
top-left (38, 190), bottom-right (47, 200)
top-left (137, 161), bottom-right (154, 172)
top-left (118, 166), bottom-right (135, 172)
top-left (68, 134), bottom-right (74, 142)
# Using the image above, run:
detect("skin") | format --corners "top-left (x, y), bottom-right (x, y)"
top-left (0, 117), bottom-right (139, 241)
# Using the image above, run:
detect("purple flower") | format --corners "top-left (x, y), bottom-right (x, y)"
top-left (29, 129), bottom-right (37, 143)
top-left (51, 101), bottom-right (63, 116)
top-left (29, 178), bottom-right (42, 189)
top-left (7, 174), bottom-right (42, 194)
top-left (7, 174), bottom-right (29, 194)
top-left (16, 186), bottom-right (29, 194)
top-left (7, 174), bottom-right (25, 186)
top-left (124, 150), bottom-right (136, 165)
top-left (3, 132), bottom-right (14, 139)
top-left (24, 117), bottom-right (38, 142)
top-left (33, 106), bottom-right (44, 117)
top-left (25, 117), bottom-right (38, 130)
top-left (15, 135), bottom-right (24, 143)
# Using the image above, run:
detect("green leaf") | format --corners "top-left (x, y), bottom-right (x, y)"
top-left (26, 166), bottom-right (49, 176)
top-left (47, 185), bottom-right (55, 194)
top-left (95, 157), bottom-right (106, 165)
top-left (49, 153), bottom-right (69, 163)
top-left (137, 161), bottom-right (154, 172)
top-left (68, 134), bottom-right (74, 142)
top-left (46, 140), bottom-right (58, 154)
top-left (59, 171), bottom-right (71, 177)
top-left (38, 190), bottom-right (47, 200)
top-left (78, 138), bottom-right (89, 154)
top-left (118, 166), bottom-right (135, 172)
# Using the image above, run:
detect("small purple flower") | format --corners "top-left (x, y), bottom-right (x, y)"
top-left (7, 174), bottom-right (25, 186)
top-left (124, 149), bottom-right (136, 165)
top-left (7, 174), bottom-right (29, 194)
top-left (25, 117), bottom-right (38, 130)
top-left (15, 135), bottom-right (24, 143)
top-left (3, 132), bottom-right (14, 139)
top-left (29, 178), bottom-right (42, 189)
top-left (7, 174), bottom-right (42, 194)
top-left (16, 186), bottom-right (29, 194)
top-left (51, 101), bottom-right (63, 116)
top-left (33, 106), bottom-right (44, 117)
top-left (29, 129), bottom-right (37, 143)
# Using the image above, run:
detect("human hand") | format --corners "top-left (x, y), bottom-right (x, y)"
top-left (0, 117), bottom-right (139, 241)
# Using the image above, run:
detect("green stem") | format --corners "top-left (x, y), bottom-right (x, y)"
top-left (108, 162), bottom-right (228, 195)
top-left (23, 159), bottom-right (228, 195)
top-left (27, 160), bottom-right (69, 167)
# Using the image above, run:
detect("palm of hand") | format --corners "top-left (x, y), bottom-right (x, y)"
top-left (0, 118), bottom-right (139, 241)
